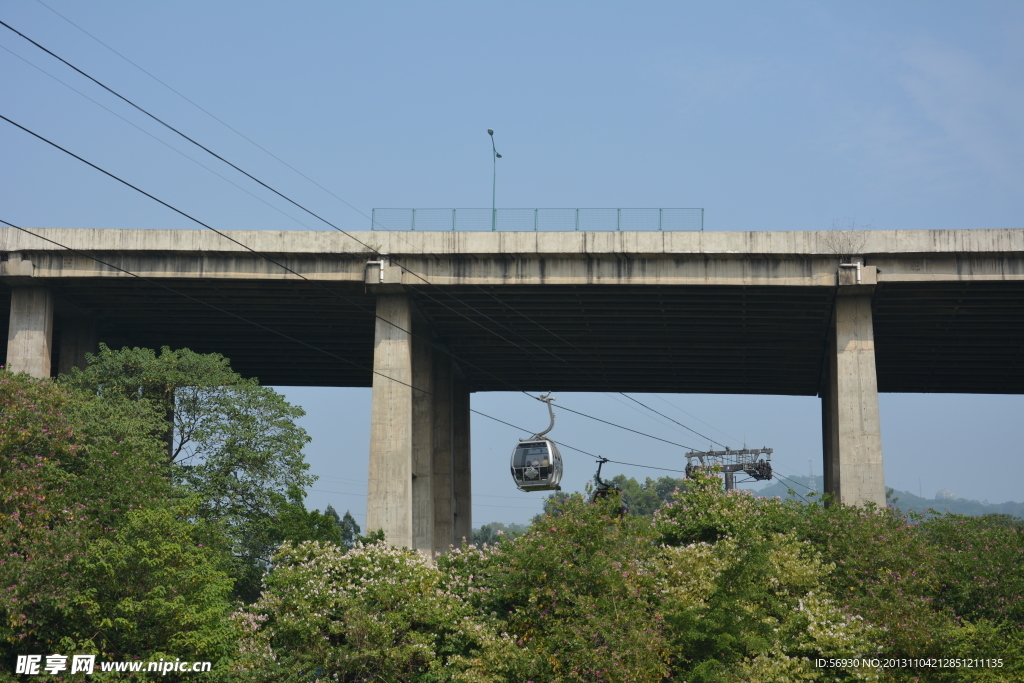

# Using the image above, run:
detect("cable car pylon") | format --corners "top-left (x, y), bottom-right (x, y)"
top-left (684, 446), bottom-right (774, 490)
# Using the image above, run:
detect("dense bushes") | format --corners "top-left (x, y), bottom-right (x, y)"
top-left (1, 355), bottom-right (349, 680)
top-left (4, 362), bottom-right (1023, 682)
top-left (239, 476), bottom-right (1022, 682)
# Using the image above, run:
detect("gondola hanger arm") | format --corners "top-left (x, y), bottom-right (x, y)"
top-left (530, 392), bottom-right (557, 439)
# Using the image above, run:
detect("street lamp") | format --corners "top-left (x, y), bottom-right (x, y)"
top-left (488, 129), bottom-right (502, 231)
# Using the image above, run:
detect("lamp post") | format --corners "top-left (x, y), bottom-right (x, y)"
top-left (488, 129), bottom-right (501, 231)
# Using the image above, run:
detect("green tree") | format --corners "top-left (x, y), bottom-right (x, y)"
top-left (339, 510), bottom-right (362, 549)
top-left (0, 370), bottom-right (237, 677)
top-left (269, 487), bottom-right (344, 547)
top-left (448, 494), bottom-right (672, 682)
top-left (323, 504), bottom-right (362, 549)
top-left (63, 345), bottom-right (315, 601)
top-left (68, 502), bottom-right (237, 666)
top-left (171, 380), bottom-right (313, 599)
top-left (606, 475), bottom-right (663, 515)
top-left (653, 471), bottom-right (1024, 682)
top-left (531, 490), bottom-right (570, 522)
top-left (471, 522), bottom-right (528, 546)
top-left (61, 343), bottom-right (241, 461)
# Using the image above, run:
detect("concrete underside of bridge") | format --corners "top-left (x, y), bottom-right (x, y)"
top-left (3, 228), bottom-right (1023, 549)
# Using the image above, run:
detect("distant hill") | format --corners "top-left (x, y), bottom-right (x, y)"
top-left (752, 475), bottom-right (1024, 518)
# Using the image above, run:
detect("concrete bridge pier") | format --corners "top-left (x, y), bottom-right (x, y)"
top-left (367, 293), bottom-right (471, 554)
top-left (6, 286), bottom-right (54, 378)
top-left (58, 318), bottom-right (98, 375)
top-left (821, 276), bottom-right (886, 507)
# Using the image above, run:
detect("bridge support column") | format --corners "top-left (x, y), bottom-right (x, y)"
top-left (452, 376), bottom-right (472, 545)
top-left (6, 287), bottom-right (54, 378)
top-left (58, 318), bottom-right (98, 375)
top-left (821, 293), bottom-right (886, 507)
top-left (431, 351), bottom-right (454, 556)
top-left (367, 293), bottom-right (469, 554)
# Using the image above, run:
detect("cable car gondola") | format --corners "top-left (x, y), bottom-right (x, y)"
top-left (590, 457), bottom-right (627, 515)
top-left (510, 393), bottom-right (563, 492)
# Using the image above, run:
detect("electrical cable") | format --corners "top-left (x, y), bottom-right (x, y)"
top-left (0, 18), bottom-right (548, 359)
top-left (0, 43), bottom-right (329, 233)
top-left (0, 218), bottom-right (417, 394)
top-left (0, 19), bottom-right (567, 409)
top-left (543, 399), bottom-right (697, 450)
top-left (769, 462), bottom-right (819, 492)
top-left (771, 473), bottom-right (812, 504)
top-left (652, 393), bottom-right (743, 445)
top-left (0, 218), bottom-right (683, 477)
top-left (2, 18), bottom-right (738, 453)
top-left (0, 116), bottom-right (724, 478)
top-left (0, 43), bottom-right (507, 389)
top-left (23, 4), bottom-right (666, 391)
top-left (0, 112), bottom-right (561, 416)
top-left (2, 18), bottom-right (757, 468)
top-left (1, 111), bottom-right (716, 469)
top-left (616, 393), bottom-right (726, 448)
top-left (33, 0), bottom-right (385, 237)
top-left (2, 18), bottom-right (746, 460)
top-left (309, 489), bottom-right (366, 498)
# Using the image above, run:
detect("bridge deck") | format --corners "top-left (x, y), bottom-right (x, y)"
top-left (2, 228), bottom-right (1022, 394)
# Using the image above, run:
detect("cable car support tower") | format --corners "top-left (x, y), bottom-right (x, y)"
top-left (684, 447), bottom-right (774, 491)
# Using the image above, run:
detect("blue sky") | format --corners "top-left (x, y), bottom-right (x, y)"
top-left (2, 1), bottom-right (1022, 527)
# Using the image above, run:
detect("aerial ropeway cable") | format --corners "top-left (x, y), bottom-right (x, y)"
top-left (1, 18), bottom-right (748, 465)
top-left (2, 19), bottom-right (765, 483)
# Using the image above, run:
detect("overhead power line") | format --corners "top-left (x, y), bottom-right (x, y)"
top-left (0, 112), bottom-right (553, 411)
top-left (0, 44), bottom-right (327, 235)
top-left (33, 0), bottom-right (382, 234)
top-left (0, 218), bottom-right (688, 477)
top-left (543, 398), bottom-right (697, 450)
top-left (3, 15), bottom-right (744, 450)
top-left (771, 472), bottom-right (812, 504)
top-left (2, 17), bottom-right (745, 460)
top-left (2, 19), bottom-right (646, 437)
top-left (617, 393), bottom-right (726, 448)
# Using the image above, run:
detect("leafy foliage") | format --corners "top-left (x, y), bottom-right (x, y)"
top-left (608, 474), bottom-right (687, 516)
top-left (234, 541), bottom-right (520, 682)
top-left (7, 357), bottom-right (1024, 682)
top-left (471, 522), bottom-right (527, 546)
top-left (61, 343), bottom-right (242, 461)
top-left (445, 494), bottom-right (671, 683)
top-left (63, 345), bottom-right (315, 601)
top-left (323, 505), bottom-right (364, 550)
top-left (68, 502), bottom-right (237, 664)
top-left (0, 369), bottom-right (236, 677)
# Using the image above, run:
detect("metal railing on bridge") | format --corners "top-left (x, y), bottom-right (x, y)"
top-left (370, 208), bottom-right (703, 232)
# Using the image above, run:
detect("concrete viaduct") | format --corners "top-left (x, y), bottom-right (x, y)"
top-left (3, 227), bottom-right (1023, 554)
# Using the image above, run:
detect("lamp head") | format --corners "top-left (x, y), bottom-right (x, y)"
top-left (487, 129), bottom-right (494, 136)
top-left (495, 153), bottom-right (502, 158)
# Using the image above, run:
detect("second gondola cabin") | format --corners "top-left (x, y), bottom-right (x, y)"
top-left (510, 439), bottom-right (563, 491)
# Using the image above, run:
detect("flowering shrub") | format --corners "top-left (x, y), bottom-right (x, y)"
top-left (653, 470), bottom-right (1024, 682)
top-left (234, 540), bottom-right (520, 682)
top-left (0, 371), bottom-right (85, 650)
